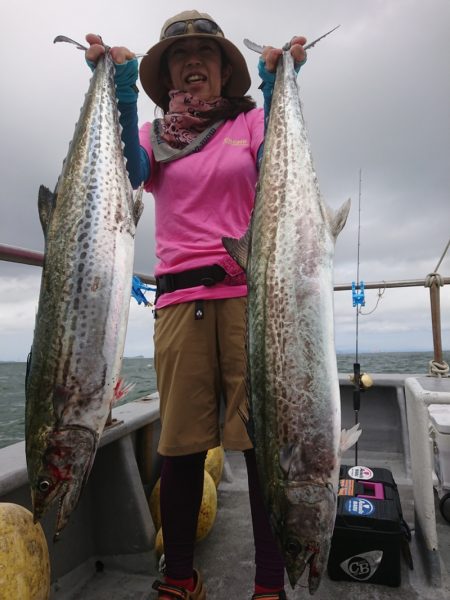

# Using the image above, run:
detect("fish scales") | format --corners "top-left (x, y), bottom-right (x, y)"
top-left (251, 54), bottom-right (341, 481)
top-left (225, 50), bottom-right (353, 593)
top-left (25, 46), bottom-right (142, 537)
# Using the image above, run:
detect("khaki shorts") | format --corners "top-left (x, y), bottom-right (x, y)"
top-left (154, 297), bottom-right (252, 456)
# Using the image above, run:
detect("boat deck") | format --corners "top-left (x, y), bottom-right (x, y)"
top-left (2, 376), bottom-right (450, 599)
top-left (52, 450), bottom-right (450, 600)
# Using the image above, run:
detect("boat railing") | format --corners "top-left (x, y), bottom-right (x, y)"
top-left (1, 242), bottom-right (448, 375)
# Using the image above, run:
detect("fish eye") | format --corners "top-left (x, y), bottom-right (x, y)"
top-left (38, 478), bottom-right (51, 492)
top-left (286, 538), bottom-right (302, 556)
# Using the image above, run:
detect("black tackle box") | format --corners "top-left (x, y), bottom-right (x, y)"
top-left (327, 465), bottom-right (411, 587)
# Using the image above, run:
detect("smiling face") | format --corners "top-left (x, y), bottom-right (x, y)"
top-left (165, 37), bottom-right (232, 101)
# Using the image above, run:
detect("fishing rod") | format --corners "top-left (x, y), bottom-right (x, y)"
top-left (352, 169), bottom-right (366, 466)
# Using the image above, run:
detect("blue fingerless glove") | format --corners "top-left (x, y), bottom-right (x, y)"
top-left (114, 59), bottom-right (139, 103)
top-left (258, 58), bottom-right (276, 124)
top-left (86, 57), bottom-right (139, 103)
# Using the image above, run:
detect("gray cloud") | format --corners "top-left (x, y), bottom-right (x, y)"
top-left (1, 0), bottom-right (449, 359)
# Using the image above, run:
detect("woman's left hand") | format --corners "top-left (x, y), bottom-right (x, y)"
top-left (262, 36), bottom-right (307, 72)
top-left (85, 33), bottom-right (135, 65)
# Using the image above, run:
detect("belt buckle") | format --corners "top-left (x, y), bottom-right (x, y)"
top-left (200, 276), bottom-right (215, 287)
top-left (204, 265), bottom-right (226, 286)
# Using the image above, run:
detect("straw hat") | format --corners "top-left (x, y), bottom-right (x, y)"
top-left (139, 10), bottom-right (251, 106)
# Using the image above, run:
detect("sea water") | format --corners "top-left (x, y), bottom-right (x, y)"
top-left (0, 352), bottom-right (448, 449)
top-left (0, 357), bottom-right (156, 449)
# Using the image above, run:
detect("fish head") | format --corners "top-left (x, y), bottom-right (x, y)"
top-left (30, 426), bottom-right (97, 537)
top-left (279, 481), bottom-right (336, 593)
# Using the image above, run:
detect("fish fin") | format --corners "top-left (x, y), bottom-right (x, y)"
top-left (243, 39), bottom-right (264, 54)
top-left (238, 378), bottom-right (256, 444)
top-left (38, 185), bottom-right (56, 235)
top-left (328, 198), bottom-right (351, 239)
top-left (242, 410), bottom-right (257, 446)
top-left (25, 348), bottom-right (32, 390)
top-left (53, 35), bottom-right (88, 51)
top-left (279, 444), bottom-right (296, 474)
top-left (222, 227), bottom-right (250, 271)
top-left (113, 378), bottom-right (135, 405)
top-left (340, 423), bottom-right (362, 452)
top-left (133, 184), bottom-right (145, 226)
top-left (52, 385), bottom-right (72, 423)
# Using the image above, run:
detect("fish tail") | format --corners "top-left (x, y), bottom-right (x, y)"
top-left (340, 423), bottom-right (362, 452)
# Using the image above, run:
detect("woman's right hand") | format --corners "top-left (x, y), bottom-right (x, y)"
top-left (262, 36), bottom-right (307, 72)
top-left (85, 33), bottom-right (135, 65)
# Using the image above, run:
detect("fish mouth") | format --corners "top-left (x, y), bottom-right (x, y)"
top-left (31, 425), bottom-right (97, 538)
top-left (285, 542), bottom-right (330, 593)
top-left (32, 478), bottom-right (78, 535)
top-left (281, 481), bottom-right (336, 590)
top-left (53, 477), bottom-right (85, 540)
top-left (285, 544), bottom-right (316, 589)
top-left (307, 548), bottom-right (327, 595)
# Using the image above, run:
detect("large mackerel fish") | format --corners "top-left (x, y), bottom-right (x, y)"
top-left (224, 48), bottom-right (359, 593)
top-left (25, 37), bottom-right (143, 537)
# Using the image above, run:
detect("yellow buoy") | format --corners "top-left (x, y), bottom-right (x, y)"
top-left (153, 470), bottom-right (218, 557)
top-left (155, 526), bottom-right (164, 559)
top-left (0, 502), bottom-right (50, 600)
top-left (196, 470), bottom-right (217, 541)
top-left (205, 445), bottom-right (225, 488)
top-left (148, 477), bottom-right (161, 530)
top-left (149, 448), bottom-right (223, 531)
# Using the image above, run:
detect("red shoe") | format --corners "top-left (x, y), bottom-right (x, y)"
top-left (251, 592), bottom-right (287, 600)
top-left (152, 569), bottom-right (206, 599)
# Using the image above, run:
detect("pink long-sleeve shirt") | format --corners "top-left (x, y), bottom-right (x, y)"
top-left (139, 108), bottom-right (264, 308)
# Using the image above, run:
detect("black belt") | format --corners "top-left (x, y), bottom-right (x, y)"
top-left (156, 265), bottom-right (226, 295)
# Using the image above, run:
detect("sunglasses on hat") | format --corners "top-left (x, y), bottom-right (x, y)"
top-left (162, 18), bottom-right (223, 39)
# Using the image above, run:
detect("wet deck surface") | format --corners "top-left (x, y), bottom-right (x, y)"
top-left (53, 451), bottom-right (450, 600)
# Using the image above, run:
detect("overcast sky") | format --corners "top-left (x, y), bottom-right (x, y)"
top-left (1, 0), bottom-right (449, 361)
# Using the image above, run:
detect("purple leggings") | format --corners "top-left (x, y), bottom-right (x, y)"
top-left (159, 448), bottom-right (285, 588)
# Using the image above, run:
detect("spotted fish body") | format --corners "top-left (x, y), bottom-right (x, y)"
top-left (225, 50), bottom-right (353, 592)
top-left (25, 47), bottom-right (142, 536)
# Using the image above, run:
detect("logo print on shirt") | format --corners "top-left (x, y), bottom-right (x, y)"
top-left (223, 137), bottom-right (249, 146)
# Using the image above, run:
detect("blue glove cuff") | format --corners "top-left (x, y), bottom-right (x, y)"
top-left (86, 57), bottom-right (138, 103)
top-left (258, 55), bottom-right (306, 131)
top-left (258, 58), bottom-right (276, 86)
top-left (258, 55), bottom-right (306, 81)
top-left (114, 59), bottom-right (139, 103)
top-left (258, 59), bottom-right (275, 131)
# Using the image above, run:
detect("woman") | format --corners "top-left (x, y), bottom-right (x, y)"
top-left (87, 10), bottom-right (306, 600)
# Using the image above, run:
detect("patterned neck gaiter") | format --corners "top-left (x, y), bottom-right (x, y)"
top-left (160, 90), bottom-right (230, 148)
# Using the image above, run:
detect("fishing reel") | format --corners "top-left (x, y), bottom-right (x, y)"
top-left (349, 371), bottom-right (373, 390)
top-left (352, 281), bottom-right (365, 308)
